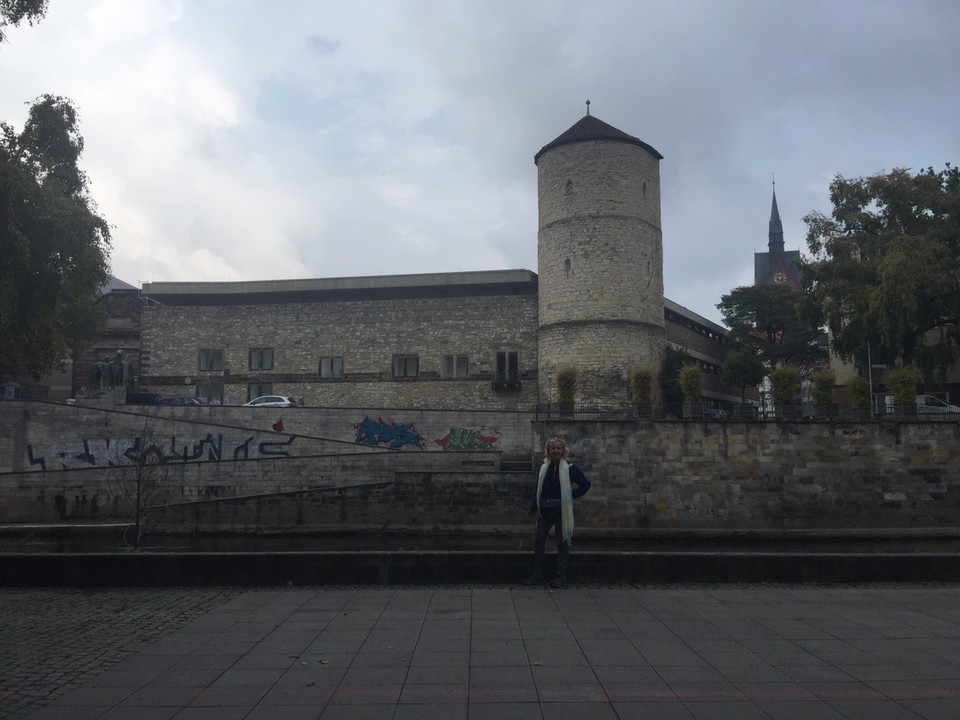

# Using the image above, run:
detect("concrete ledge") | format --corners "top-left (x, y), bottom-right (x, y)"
top-left (2, 551), bottom-right (960, 587)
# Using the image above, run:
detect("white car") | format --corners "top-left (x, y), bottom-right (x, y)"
top-left (243, 395), bottom-right (298, 408)
top-left (883, 394), bottom-right (960, 415)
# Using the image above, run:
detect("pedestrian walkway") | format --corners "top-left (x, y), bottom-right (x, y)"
top-left (3, 584), bottom-right (960, 719)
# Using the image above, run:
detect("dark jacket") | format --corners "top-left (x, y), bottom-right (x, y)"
top-left (530, 461), bottom-right (590, 513)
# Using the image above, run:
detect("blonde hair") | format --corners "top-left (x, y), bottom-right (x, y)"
top-left (543, 437), bottom-right (569, 462)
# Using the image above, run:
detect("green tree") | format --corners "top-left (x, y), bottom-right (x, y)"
top-left (801, 165), bottom-right (960, 382)
top-left (0, 0), bottom-right (48, 43)
top-left (678, 365), bottom-right (704, 405)
top-left (0, 94), bottom-right (110, 378)
top-left (629, 368), bottom-right (654, 404)
top-left (811, 369), bottom-right (836, 406)
top-left (717, 284), bottom-right (824, 371)
top-left (721, 350), bottom-right (766, 403)
top-left (848, 376), bottom-right (871, 413)
top-left (658, 346), bottom-right (690, 407)
top-left (770, 365), bottom-right (799, 410)
top-left (884, 366), bottom-right (919, 407)
top-left (556, 367), bottom-right (576, 404)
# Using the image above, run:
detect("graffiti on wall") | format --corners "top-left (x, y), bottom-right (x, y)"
top-left (353, 416), bottom-right (426, 449)
top-left (434, 427), bottom-right (502, 452)
top-left (26, 432), bottom-right (298, 470)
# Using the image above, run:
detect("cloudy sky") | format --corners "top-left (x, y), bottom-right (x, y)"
top-left (2, 0), bottom-right (958, 324)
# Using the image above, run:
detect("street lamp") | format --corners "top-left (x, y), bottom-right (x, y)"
top-left (300, 368), bottom-right (306, 407)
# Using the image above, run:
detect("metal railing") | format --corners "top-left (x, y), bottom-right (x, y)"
top-left (535, 402), bottom-right (960, 422)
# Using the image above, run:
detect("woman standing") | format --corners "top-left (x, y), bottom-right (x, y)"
top-left (523, 437), bottom-right (591, 588)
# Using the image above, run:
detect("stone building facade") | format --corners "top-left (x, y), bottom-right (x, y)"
top-left (141, 271), bottom-right (540, 410)
top-left (72, 277), bottom-right (143, 399)
top-left (134, 113), bottom-right (743, 410)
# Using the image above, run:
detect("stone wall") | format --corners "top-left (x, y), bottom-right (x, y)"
top-left (140, 292), bottom-right (540, 410)
top-left (3, 401), bottom-right (958, 533)
top-left (537, 139), bottom-right (665, 409)
top-left (0, 401), bottom-right (534, 529)
top-left (538, 419), bottom-right (960, 530)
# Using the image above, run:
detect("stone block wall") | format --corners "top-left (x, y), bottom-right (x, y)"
top-left (537, 139), bottom-right (665, 409)
top-left (541, 420), bottom-right (960, 530)
top-left (538, 322), bottom-right (666, 408)
top-left (140, 292), bottom-right (539, 410)
top-left (3, 402), bottom-right (959, 533)
top-left (537, 141), bottom-right (663, 330)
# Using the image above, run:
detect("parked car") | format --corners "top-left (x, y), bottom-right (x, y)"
top-left (126, 392), bottom-right (162, 405)
top-left (883, 394), bottom-right (960, 416)
top-left (243, 395), bottom-right (298, 408)
top-left (159, 395), bottom-right (205, 405)
top-left (703, 408), bottom-right (730, 420)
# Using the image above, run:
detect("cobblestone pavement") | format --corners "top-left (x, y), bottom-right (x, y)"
top-left (0, 588), bottom-right (237, 720)
top-left (3, 584), bottom-right (960, 720)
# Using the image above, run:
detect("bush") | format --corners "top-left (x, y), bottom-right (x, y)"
top-left (848, 377), bottom-right (870, 411)
top-left (811, 369), bottom-right (836, 405)
top-left (629, 368), bottom-right (654, 404)
top-left (678, 365), bottom-right (704, 405)
top-left (884, 366), bottom-right (919, 406)
top-left (556, 367), bottom-right (577, 405)
top-left (770, 365), bottom-right (799, 408)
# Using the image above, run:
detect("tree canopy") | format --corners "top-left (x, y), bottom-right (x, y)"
top-left (658, 346), bottom-right (689, 406)
top-left (0, 94), bottom-right (110, 378)
top-left (717, 284), bottom-right (825, 372)
top-left (0, 0), bottom-right (48, 43)
top-left (721, 349), bottom-right (766, 403)
top-left (799, 165), bottom-right (960, 381)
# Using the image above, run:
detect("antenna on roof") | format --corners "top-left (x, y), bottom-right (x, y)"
top-left (585, 99), bottom-right (591, 116)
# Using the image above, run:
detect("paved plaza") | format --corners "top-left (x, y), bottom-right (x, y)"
top-left (2, 583), bottom-right (960, 720)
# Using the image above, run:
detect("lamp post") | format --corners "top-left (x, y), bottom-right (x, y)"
top-left (300, 367), bottom-right (306, 407)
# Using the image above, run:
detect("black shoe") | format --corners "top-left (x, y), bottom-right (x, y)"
top-left (550, 576), bottom-right (566, 588)
top-left (522, 574), bottom-right (544, 586)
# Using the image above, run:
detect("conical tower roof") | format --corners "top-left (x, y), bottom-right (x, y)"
top-left (534, 114), bottom-right (663, 164)
top-left (768, 187), bottom-right (785, 253)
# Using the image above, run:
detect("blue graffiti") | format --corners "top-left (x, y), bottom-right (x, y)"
top-left (353, 416), bottom-right (425, 449)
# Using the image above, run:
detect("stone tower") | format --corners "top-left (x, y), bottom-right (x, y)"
top-left (535, 111), bottom-right (665, 409)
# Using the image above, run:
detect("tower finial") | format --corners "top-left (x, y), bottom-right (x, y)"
top-left (586, 99), bottom-right (591, 116)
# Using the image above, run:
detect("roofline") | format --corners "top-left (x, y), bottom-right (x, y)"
top-left (535, 135), bottom-right (664, 164)
top-left (664, 297), bottom-right (729, 335)
top-left (534, 114), bottom-right (664, 164)
top-left (141, 269), bottom-right (538, 306)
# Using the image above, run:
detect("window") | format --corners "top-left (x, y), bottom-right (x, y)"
top-left (249, 347), bottom-right (274, 371)
top-left (319, 357), bottom-right (344, 379)
top-left (392, 355), bottom-right (419, 378)
top-left (443, 354), bottom-right (469, 378)
top-left (198, 349), bottom-right (224, 371)
top-left (196, 383), bottom-right (223, 404)
top-left (248, 383), bottom-right (272, 401)
top-left (494, 351), bottom-right (520, 388)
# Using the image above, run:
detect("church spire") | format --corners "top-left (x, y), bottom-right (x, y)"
top-left (768, 181), bottom-right (784, 254)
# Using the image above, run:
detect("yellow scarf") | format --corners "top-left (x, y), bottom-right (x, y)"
top-left (536, 459), bottom-right (575, 545)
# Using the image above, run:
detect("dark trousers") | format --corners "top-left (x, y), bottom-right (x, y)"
top-left (531, 509), bottom-right (569, 580)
